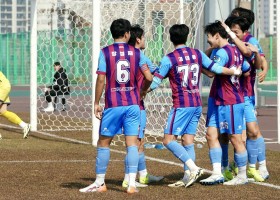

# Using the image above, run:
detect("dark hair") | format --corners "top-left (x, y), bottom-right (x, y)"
top-left (225, 16), bottom-right (250, 32)
top-left (169, 24), bottom-right (189, 45)
top-left (128, 24), bottom-right (144, 46)
top-left (230, 7), bottom-right (255, 26)
top-left (204, 21), bottom-right (228, 39)
top-left (110, 18), bottom-right (131, 39)
top-left (54, 62), bottom-right (60, 66)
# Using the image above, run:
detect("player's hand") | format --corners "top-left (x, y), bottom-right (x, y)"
top-left (140, 90), bottom-right (148, 100)
top-left (233, 66), bottom-right (242, 76)
top-left (221, 21), bottom-right (230, 32)
top-left (245, 42), bottom-right (258, 53)
top-left (258, 71), bottom-right (267, 83)
top-left (94, 104), bottom-right (103, 120)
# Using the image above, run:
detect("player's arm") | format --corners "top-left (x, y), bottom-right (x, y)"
top-left (139, 52), bottom-right (153, 99)
top-left (200, 50), bottom-right (241, 76)
top-left (258, 56), bottom-right (268, 82)
top-left (246, 42), bottom-right (262, 70)
top-left (202, 68), bottom-right (215, 78)
top-left (94, 50), bottom-right (106, 119)
top-left (149, 56), bottom-right (171, 92)
top-left (142, 53), bottom-right (159, 74)
top-left (221, 22), bottom-right (252, 57)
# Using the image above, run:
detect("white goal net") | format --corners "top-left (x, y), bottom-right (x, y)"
top-left (34, 0), bottom-right (207, 144)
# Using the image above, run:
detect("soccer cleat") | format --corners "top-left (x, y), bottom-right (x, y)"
top-left (259, 170), bottom-right (269, 180)
top-left (43, 106), bottom-right (54, 112)
top-left (223, 176), bottom-right (248, 185)
top-left (79, 183), bottom-right (107, 193)
top-left (247, 168), bottom-right (264, 182)
top-left (23, 124), bottom-right (31, 139)
top-left (168, 179), bottom-right (188, 187)
top-left (139, 174), bottom-right (164, 184)
top-left (126, 186), bottom-right (139, 194)
top-left (122, 180), bottom-right (148, 188)
top-left (222, 169), bottom-right (234, 181)
top-left (200, 174), bottom-right (225, 185)
top-left (185, 168), bottom-right (204, 187)
top-left (0, 133), bottom-right (2, 140)
top-left (229, 162), bottom-right (238, 175)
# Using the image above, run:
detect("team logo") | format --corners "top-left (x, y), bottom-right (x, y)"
top-left (213, 55), bottom-right (221, 63)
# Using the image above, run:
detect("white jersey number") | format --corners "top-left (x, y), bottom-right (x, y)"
top-left (116, 60), bottom-right (130, 84)
top-left (177, 63), bottom-right (199, 87)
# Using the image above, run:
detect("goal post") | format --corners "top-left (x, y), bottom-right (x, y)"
top-left (32, 0), bottom-right (207, 145)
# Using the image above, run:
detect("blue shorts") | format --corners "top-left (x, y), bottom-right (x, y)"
top-left (99, 105), bottom-right (140, 137)
top-left (164, 106), bottom-right (202, 136)
top-left (244, 96), bottom-right (257, 123)
top-left (207, 103), bottom-right (244, 134)
top-left (206, 97), bottom-right (218, 127)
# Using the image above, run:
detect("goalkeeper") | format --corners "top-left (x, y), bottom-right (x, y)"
top-left (121, 24), bottom-right (164, 188)
top-left (0, 71), bottom-right (31, 138)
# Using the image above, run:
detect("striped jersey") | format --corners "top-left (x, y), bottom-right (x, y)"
top-left (97, 43), bottom-right (148, 108)
top-left (241, 32), bottom-right (265, 97)
top-left (211, 44), bottom-right (249, 105)
top-left (154, 46), bottom-right (215, 108)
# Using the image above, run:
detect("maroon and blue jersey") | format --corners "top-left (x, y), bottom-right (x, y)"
top-left (241, 32), bottom-right (265, 97)
top-left (97, 43), bottom-right (148, 108)
top-left (211, 44), bottom-right (250, 106)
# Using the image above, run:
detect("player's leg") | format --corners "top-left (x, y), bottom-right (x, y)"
top-left (123, 105), bottom-right (141, 194)
top-left (200, 102), bottom-right (224, 185)
top-left (43, 89), bottom-right (56, 112)
top-left (79, 107), bottom-right (121, 193)
top-left (245, 96), bottom-right (268, 181)
top-left (0, 98), bottom-right (31, 138)
top-left (223, 103), bottom-right (248, 185)
top-left (163, 107), bottom-right (203, 188)
top-left (219, 133), bottom-right (234, 181)
top-left (137, 110), bottom-right (163, 185)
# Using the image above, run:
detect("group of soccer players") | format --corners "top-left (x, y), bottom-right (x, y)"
top-left (79, 7), bottom-right (269, 194)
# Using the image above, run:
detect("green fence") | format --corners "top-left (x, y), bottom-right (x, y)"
top-left (0, 30), bottom-right (277, 85)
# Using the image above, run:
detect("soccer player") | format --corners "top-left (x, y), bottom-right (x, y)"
top-left (0, 71), bottom-right (31, 138)
top-left (149, 24), bottom-right (241, 188)
top-left (223, 16), bottom-right (269, 181)
top-left (200, 21), bottom-right (250, 186)
top-left (122, 24), bottom-right (163, 188)
top-left (43, 62), bottom-right (70, 112)
top-left (79, 18), bottom-right (153, 194)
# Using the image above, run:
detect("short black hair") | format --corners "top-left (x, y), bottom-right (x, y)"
top-left (128, 24), bottom-right (144, 46)
top-left (110, 18), bottom-right (131, 39)
top-left (230, 7), bottom-right (255, 26)
top-left (169, 24), bottom-right (189, 45)
top-left (54, 62), bottom-right (60, 66)
top-left (225, 16), bottom-right (250, 32)
top-left (204, 21), bottom-right (228, 39)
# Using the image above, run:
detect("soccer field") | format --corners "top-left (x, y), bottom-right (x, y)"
top-left (0, 94), bottom-right (280, 199)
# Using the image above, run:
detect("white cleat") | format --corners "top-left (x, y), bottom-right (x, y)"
top-left (185, 168), bottom-right (204, 187)
top-left (43, 106), bottom-right (54, 112)
top-left (168, 179), bottom-right (189, 187)
top-left (200, 174), bottom-right (225, 185)
top-left (259, 170), bottom-right (269, 180)
top-left (23, 124), bottom-right (31, 139)
top-left (79, 182), bottom-right (107, 193)
top-left (139, 174), bottom-right (164, 184)
top-left (223, 176), bottom-right (248, 185)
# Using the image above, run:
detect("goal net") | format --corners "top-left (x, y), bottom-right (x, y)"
top-left (34, 0), bottom-right (207, 144)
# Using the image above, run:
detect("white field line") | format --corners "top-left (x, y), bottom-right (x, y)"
top-left (1, 123), bottom-right (280, 190)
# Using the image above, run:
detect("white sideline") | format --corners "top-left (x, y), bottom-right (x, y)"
top-left (1, 123), bottom-right (280, 190)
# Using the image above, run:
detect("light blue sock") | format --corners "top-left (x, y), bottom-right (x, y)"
top-left (246, 139), bottom-right (258, 165)
top-left (124, 155), bottom-right (129, 174)
top-left (209, 147), bottom-right (222, 164)
top-left (96, 147), bottom-right (110, 174)
top-left (127, 146), bottom-right (139, 173)
top-left (138, 152), bottom-right (146, 171)
top-left (234, 151), bottom-right (248, 168)
top-left (183, 144), bottom-right (195, 171)
top-left (257, 136), bottom-right (266, 162)
top-left (166, 141), bottom-right (190, 163)
top-left (221, 144), bottom-right (229, 168)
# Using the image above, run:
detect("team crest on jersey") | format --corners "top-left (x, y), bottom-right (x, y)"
top-left (213, 55), bottom-right (221, 62)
